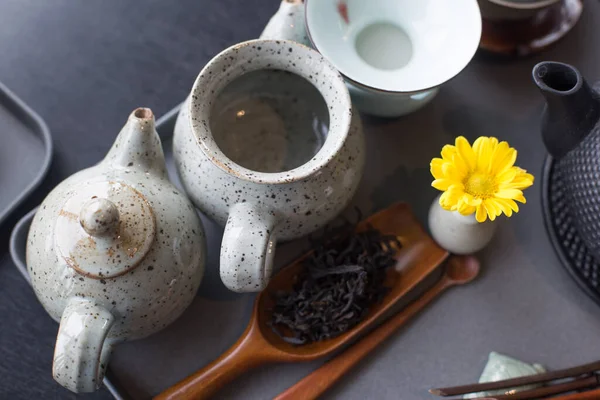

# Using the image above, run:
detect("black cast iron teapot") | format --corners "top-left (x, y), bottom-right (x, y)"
top-left (533, 61), bottom-right (600, 261)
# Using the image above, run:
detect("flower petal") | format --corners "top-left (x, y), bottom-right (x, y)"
top-left (508, 169), bottom-right (535, 190)
top-left (430, 158), bottom-right (445, 179)
top-left (442, 162), bottom-right (466, 181)
top-left (484, 200), bottom-right (499, 221)
top-left (491, 143), bottom-right (516, 174)
top-left (455, 136), bottom-right (476, 171)
top-left (475, 204), bottom-right (487, 222)
top-left (496, 167), bottom-right (518, 184)
top-left (492, 199), bottom-right (512, 217)
top-left (495, 188), bottom-right (523, 200)
top-left (439, 186), bottom-right (463, 210)
top-left (473, 137), bottom-right (495, 172)
top-left (432, 179), bottom-right (453, 191)
top-left (441, 144), bottom-right (457, 162)
top-left (463, 193), bottom-right (482, 207)
top-left (451, 153), bottom-right (470, 177)
top-left (495, 198), bottom-right (518, 216)
top-left (457, 201), bottom-right (476, 216)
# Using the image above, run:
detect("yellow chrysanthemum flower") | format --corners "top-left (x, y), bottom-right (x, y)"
top-left (430, 136), bottom-right (534, 223)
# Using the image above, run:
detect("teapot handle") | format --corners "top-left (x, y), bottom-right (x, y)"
top-left (220, 203), bottom-right (278, 292)
top-left (53, 297), bottom-right (115, 393)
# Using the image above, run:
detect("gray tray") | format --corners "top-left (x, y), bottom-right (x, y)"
top-left (10, 105), bottom-right (443, 399)
top-left (0, 80), bottom-right (52, 226)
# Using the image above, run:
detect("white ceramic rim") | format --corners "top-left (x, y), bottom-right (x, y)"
top-left (304, 0), bottom-right (483, 94)
top-left (188, 39), bottom-right (352, 185)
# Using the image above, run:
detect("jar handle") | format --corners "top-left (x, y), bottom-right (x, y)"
top-left (220, 203), bottom-right (278, 292)
top-left (53, 297), bottom-right (115, 393)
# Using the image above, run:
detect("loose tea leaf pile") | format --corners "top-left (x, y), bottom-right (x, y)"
top-left (269, 226), bottom-right (401, 345)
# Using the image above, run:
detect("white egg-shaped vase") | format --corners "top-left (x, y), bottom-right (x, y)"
top-left (428, 195), bottom-right (497, 255)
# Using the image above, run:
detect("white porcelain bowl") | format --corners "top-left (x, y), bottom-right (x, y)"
top-left (305, 0), bottom-right (482, 117)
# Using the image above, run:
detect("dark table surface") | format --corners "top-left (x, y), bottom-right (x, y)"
top-left (0, 1), bottom-right (274, 398)
top-left (1, 1), bottom-right (600, 399)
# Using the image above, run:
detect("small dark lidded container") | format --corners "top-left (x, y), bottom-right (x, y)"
top-left (269, 220), bottom-right (402, 345)
top-left (534, 62), bottom-right (600, 264)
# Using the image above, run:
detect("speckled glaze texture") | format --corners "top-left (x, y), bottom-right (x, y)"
top-left (260, 0), bottom-right (310, 46)
top-left (428, 195), bottom-right (497, 255)
top-left (53, 298), bottom-right (115, 393)
top-left (26, 108), bottom-right (206, 393)
top-left (173, 39), bottom-right (365, 292)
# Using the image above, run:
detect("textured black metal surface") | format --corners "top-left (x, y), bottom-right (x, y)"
top-left (542, 80), bottom-right (600, 265)
top-left (542, 156), bottom-right (600, 306)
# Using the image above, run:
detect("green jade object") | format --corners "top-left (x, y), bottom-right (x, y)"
top-left (464, 352), bottom-right (546, 398)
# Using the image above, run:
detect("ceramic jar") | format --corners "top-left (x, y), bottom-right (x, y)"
top-left (428, 195), bottom-right (497, 254)
top-left (173, 39), bottom-right (365, 293)
top-left (26, 108), bottom-right (206, 393)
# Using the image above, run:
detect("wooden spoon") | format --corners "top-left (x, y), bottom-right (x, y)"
top-left (154, 203), bottom-right (449, 400)
top-left (274, 255), bottom-right (480, 400)
top-left (552, 388), bottom-right (600, 400)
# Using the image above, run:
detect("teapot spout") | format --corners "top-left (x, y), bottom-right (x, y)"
top-left (533, 62), bottom-right (600, 159)
top-left (103, 108), bottom-right (167, 177)
top-left (259, 0), bottom-right (310, 46)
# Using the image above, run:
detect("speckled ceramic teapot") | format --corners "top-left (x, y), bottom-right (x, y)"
top-left (173, 38), bottom-right (365, 293)
top-left (26, 108), bottom-right (206, 393)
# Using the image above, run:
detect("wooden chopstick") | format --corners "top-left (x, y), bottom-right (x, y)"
top-left (430, 360), bottom-right (600, 396)
top-left (552, 387), bottom-right (600, 399)
top-left (451, 374), bottom-right (599, 400)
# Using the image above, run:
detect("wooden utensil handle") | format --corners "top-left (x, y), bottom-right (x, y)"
top-left (154, 332), bottom-right (272, 400)
top-left (273, 277), bottom-right (450, 400)
top-left (552, 388), bottom-right (600, 400)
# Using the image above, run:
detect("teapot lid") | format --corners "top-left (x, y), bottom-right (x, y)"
top-left (55, 180), bottom-right (156, 279)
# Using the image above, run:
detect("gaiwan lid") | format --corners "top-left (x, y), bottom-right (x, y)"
top-left (55, 180), bottom-right (156, 279)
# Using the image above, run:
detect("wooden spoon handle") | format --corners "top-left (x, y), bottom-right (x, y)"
top-left (154, 329), bottom-right (272, 400)
top-left (273, 274), bottom-right (453, 400)
top-left (552, 388), bottom-right (600, 400)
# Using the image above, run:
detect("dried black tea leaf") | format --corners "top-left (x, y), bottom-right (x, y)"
top-left (269, 223), bottom-right (401, 345)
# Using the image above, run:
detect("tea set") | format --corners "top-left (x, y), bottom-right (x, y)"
top-left (21, 0), bottom-right (595, 394)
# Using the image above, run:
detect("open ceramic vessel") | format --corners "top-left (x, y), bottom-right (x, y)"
top-left (305, 0), bottom-right (482, 117)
